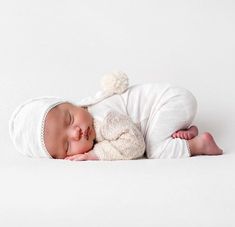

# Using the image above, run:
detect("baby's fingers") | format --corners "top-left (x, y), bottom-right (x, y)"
top-left (65, 154), bottom-right (87, 161)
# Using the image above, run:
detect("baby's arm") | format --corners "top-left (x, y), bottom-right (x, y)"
top-left (90, 111), bottom-right (145, 160)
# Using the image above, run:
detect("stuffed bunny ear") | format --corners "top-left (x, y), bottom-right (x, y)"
top-left (100, 70), bottom-right (129, 94)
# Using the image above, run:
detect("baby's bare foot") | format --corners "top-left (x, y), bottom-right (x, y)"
top-left (199, 132), bottom-right (223, 155)
top-left (172, 125), bottom-right (198, 140)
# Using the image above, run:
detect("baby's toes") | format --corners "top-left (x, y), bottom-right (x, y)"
top-left (176, 131), bottom-right (188, 139)
top-left (177, 131), bottom-right (184, 138)
top-left (172, 132), bottom-right (181, 138)
top-left (174, 132), bottom-right (181, 138)
top-left (172, 131), bottom-right (194, 140)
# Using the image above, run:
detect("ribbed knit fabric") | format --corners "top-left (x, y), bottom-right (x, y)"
top-left (91, 111), bottom-right (146, 160)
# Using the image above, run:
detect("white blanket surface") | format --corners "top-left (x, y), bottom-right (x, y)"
top-left (0, 153), bottom-right (234, 227)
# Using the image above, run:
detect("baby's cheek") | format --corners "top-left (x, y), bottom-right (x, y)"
top-left (83, 141), bottom-right (94, 152)
top-left (73, 141), bottom-right (93, 155)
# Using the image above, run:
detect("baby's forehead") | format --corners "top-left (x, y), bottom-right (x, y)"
top-left (57, 102), bottom-right (73, 108)
top-left (46, 103), bottom-right (65, 121)
top-left (50, 102), bottom-right (73, 113)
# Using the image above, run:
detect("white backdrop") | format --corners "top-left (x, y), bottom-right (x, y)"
top-left (0, 0), bottom-right (234, 159)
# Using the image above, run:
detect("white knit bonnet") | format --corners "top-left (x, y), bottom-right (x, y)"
top-left (9, 71), bottom-right (129, 158)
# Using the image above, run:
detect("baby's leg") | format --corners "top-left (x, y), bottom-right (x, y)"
top-left (146, 84), bottom-right (223, 158)
top-left (187, 132), bottom-right (223, 156)
top-left (146, 86), bottom-right (198, 159)
top-left (171, 125), bottom-right (198, 140)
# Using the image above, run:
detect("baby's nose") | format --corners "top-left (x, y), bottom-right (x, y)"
top-left (72, 126), bottom-right (82, 140)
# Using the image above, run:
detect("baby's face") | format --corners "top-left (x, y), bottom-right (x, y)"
top-left (44, 102), bottom-right (96, 159)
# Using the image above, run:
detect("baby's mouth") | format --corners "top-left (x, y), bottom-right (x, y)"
top-left (83, 127), bottom-right (90, 140)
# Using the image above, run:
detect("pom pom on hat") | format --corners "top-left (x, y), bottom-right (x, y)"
top-left (100, 70), bottom-right (129, 94)
top-left (75, 70), bottom-right (130, 107)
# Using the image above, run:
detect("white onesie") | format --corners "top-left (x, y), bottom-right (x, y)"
top-left (87, 82), bottom-right (197, 159)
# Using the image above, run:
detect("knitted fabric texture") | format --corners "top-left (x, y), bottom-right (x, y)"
top-left (91, 111), bottom-right (146, 160)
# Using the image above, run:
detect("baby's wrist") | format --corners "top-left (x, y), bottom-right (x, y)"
top-left (86, 150), bottom-right (99, 160)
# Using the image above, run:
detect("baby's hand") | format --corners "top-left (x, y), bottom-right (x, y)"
top-left (64, 150), bottom-right (99, 161)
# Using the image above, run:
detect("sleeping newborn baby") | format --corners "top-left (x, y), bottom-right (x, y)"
top-left (9, 71), bottom-right (223, 161)
top-left (44, 103), bottom-right (145, 161)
